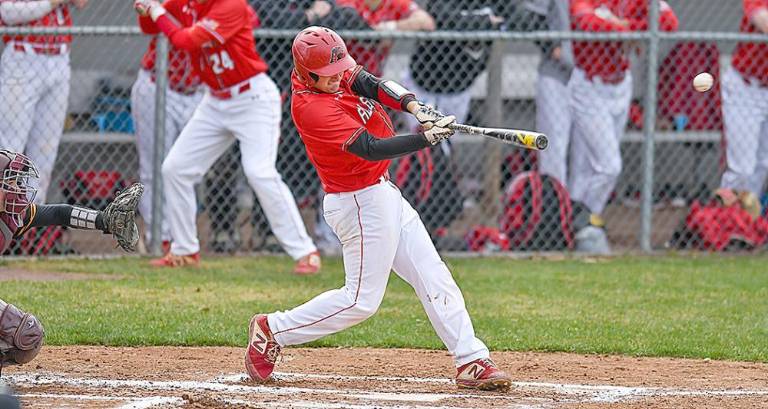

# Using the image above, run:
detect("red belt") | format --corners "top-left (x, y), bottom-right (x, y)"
top-left (210, 82), bottom-right (251, 99)
top-left (13, 43), bottom-right (66, 55)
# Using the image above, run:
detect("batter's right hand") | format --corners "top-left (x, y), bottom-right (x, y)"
top-left (413, 103), bottom-right (447, 126)
top-left (422, 115), bottom-right (456, 145)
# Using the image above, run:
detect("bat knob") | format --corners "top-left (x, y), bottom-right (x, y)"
top-left (535, 135), bottom-right (549, 151)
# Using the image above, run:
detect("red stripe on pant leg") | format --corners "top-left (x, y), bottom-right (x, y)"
top-left (274, 193), bottom-right (365, 335)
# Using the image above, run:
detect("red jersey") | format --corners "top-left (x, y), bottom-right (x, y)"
top-left (139, 37), bottom-right (201, 94)
top-left (1, 2), bottom-right (71, 46)
top-left (732, 0), bottom-right (768, 86)
top-left (140, 0), bottom-right (267, 90)
top-left (336, 0), bottom-right (416, 76)
top-left (571, 0), bottom-right (678, 81)
top-left (291, 67), bottom-right (395, 193)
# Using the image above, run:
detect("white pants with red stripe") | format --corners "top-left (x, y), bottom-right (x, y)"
top-left (131, 69), bottom-right (203, 244)
top-left (268, 179), bottom-right (489, 367)
top-left (567, 68), bottom-right (632, 215)
top-left (0, 45), bottom-right (70, 203)
top-left (161, 73), bottom-right (316, 258)
top-left (720, 65), bottom-right (768, 196)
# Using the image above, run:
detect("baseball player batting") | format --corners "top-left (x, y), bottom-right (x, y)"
top-left (245, 27), bottom-right (511, 392)
top-left (134, 0), bottom-right (320, 272)
top-left (132, 26), bottom-right (203, 252)
top-left (0, 0), bottom-right (87, 203)
top-left (720, 0), bottom-right (768, 197)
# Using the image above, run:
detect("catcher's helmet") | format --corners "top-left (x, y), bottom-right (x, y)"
top-left (292, 26), bottom-right (356, 86)
top-left (0, 150), bottom-right (38, 225)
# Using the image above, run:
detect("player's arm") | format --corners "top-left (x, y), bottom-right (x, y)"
top-left (137, 0), bottom-right (241, 51)
top-left (350, 67), bottom-right (418, 112)
top-left (626, 1), bottom-right (678, 32)
top-left (0, 0), bottom-right (66, 25)
top-left (15, 204), bottom-right (107, 237)
top-left (571, 0), bottom-right (629, 32)
top-left (374, 1), bottom-right (434, 31)
top-left (745, 0), bottom-right (768, 33)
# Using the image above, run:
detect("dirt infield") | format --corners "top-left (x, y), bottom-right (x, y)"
top-left (2, 347), bottom-right (767, 408)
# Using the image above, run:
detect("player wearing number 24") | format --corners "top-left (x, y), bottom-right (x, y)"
top-left (134, 0), bottom-right (321, 271)
top-left (244, 26), bottom-right (512, 391)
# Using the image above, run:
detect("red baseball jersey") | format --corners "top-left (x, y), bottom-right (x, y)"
top-left (732, 0), bottom-right (768, 86)
top-left (141, 0), bottom-right (267, 90)
top-left (336, 0), bottom-right (416, 76)
top-left (291, 66), bottom-right (395, 193)
top-left (139, 37), bottom-right (201, 94)
top-left (571, 0), bottom-right (678, 81)
top-left (1, 2), bottom-right (72, 45)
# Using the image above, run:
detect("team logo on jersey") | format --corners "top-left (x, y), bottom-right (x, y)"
top-left (200, 18), bottom-right (219, 31)
top-left (329, 46), bottom-right (345, 64)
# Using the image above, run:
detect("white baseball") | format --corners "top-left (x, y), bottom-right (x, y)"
top-left (693, 72), bottom-right (714, 93)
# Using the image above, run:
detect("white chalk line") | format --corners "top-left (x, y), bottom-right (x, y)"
top-left (10, 371), bottom-right (768, 409)
top-left (17, 393), bottom-right (183, 409)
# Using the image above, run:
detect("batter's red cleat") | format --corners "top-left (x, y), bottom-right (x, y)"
top-left (455, 358), bottom-right (512, 391)
top-left (149, 252), bottom-right (200, 268)
top-left (245, 314), bottom-right (281, 382)
top-left (293, 251), bottom-right (321, 275)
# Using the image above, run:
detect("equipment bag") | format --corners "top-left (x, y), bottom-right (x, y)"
top-left (500, 171), bottom-right (574, 251)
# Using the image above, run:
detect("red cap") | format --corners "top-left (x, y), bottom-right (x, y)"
top-left (292, 26), bottom-right (356, 86)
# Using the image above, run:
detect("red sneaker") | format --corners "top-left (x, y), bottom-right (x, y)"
top-left (245, 314), bottom-right (281, 382)
top-left (293, 251), bottom-right (321, 275)
top-left (161, 240), bottom-right (171, 255)
top-left (149, 252), bottom-right (200, 268)
top-left (455, 358), bottom-right (512, 391)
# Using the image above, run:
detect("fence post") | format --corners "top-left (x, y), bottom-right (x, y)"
top-left (481, 39), bottom-right (505, 225)
top-left (150, 36), bottom-right (169, 255)
top-left (640, 0), bottom-right (660, 252)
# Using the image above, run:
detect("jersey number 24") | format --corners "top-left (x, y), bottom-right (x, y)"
top-left (209, 50), bottom-right (235, 74)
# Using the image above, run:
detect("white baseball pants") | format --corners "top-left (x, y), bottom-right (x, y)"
top-left (720, 65), bottom-right (768, 196)
top-left (536, 74), bottom-right (573, 185)
top-left (0, 44), bottom-right (70, 202)
top-left (162, 73), bottom-right (316, 258)
top-left (268, 179), bottom-right (490, 367)
top-left (131, 69), bottom-right (202, 243)
top-left (568, 68), bottom-right (632, 215)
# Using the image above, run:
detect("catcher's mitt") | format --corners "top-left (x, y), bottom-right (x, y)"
top-left (102, 182), bottom-right (144, 252)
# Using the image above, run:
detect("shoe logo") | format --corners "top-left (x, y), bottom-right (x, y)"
top-left (466, 363), bottom-right (486, 379)
top-left (251, 332), bottom-right (268, 354)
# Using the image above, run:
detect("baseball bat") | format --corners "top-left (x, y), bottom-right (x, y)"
top-left (448, 123), bottom-right (548, 151)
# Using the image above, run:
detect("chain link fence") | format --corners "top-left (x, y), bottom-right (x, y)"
top-left (1, 0), bottom-right (766, 257)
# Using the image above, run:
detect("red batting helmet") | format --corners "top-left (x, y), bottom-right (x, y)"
top-left (292, 26), bottom-right (356, 86)
top-left (0, 149), bottom-right (38, 225)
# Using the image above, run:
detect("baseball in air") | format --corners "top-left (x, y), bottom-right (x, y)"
top-left (693, 72), bottom-right (714, 92)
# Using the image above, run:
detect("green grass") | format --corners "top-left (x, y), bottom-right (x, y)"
top-left (1, 254), bottom-right (767, 361)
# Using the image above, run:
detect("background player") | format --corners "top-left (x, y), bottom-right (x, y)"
top-left (0, 0), bottom-right (87, 203)
top-left (719, 0), bottom-right (768, 199)
top-left (133, 15), bottom-right (203, 253)
top-left (134, 0), bottom-right (320, 272)
top-left (568, 0), bottom-right (678, 253)
top-left (245, 27), bottom-right (511, 391)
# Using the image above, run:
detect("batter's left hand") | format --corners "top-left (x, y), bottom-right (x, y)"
top-left (422, 115), bottom-right (456, 145)
top-left (413, 103), bottom-right (448, 126)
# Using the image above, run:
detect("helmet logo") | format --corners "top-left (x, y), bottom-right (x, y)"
top-left (329, 46), bottom-right (345, 64)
